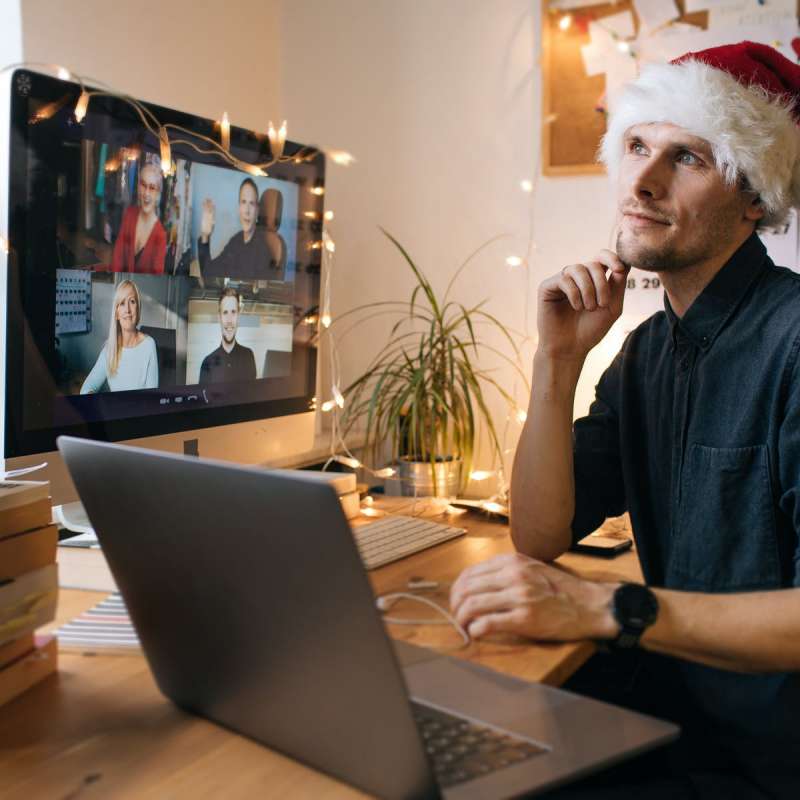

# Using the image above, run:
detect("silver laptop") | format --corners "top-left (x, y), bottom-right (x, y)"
top-left (58, 436), bottom-right (678, 799)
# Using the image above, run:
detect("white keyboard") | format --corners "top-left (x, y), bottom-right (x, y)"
top-left (352, 515), bottom-right (466, 570)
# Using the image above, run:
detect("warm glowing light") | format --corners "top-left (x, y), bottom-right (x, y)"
top-left (374, 467), bottom-right (396, 478)
top-left (159, 127), bottom-right (172, 176)
top-left (363, 495), bottom-right (374, 506)
top-left (482, 501), bottom-right (505, 514)
top-left (0, 236), bottom-right (9, 255)
top-left (268, 119), bottom-right (287, 160)
top-left (520, 179), bottom-right (533, 193)
top-left (321, 313), bottom-right (332, 328)
top-left (361, 506), bottom-right (381, 517)
top-left (321, 400), bottom-right (335, 412)
top-left (310, 186), bottom-right (325, 196)
top-left (617, 41), bottom-right (631, 53)
top-left (220, 111), bottom-right (230, 151)
top-left (336, 455), bottom-right (361, 469)
top-left (445, 505), bottom-right (468, 516)
top-left (242, 163), bottom-right (267, 177)
top-left (516, 408), bottom-right (528, 423)
top-left (325, 238), bottom-right (336, 253)
top-left (309, 241), bottom-right (323, 250)
top-left (332, 386), bottom-right (345, 408)
top-left (74, 90), bottom-right (90, 122)
top-left (304, 211), bottom-right (318, 219)
top-left (506, 256), bottom-right (523, 267)
top-left (328, 150), bottom-right (355, 166)
top-left (304, 314), bottom-right (318, 325)
top-left (324, 210), bottom-right (335, 221)
top-left (470, 470), bottom-right (494, 481)
top-left (559, 14), bottom-right (572, 31)
top-left (57, 67), bottom-right (71, 81)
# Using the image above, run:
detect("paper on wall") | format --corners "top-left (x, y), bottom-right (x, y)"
top-left (760, 210), bottom-right (800, 273)
top-left (548, 0), bottom-right (612, 9)
top-left (590, 10), bottom-right (636, 41)
top-left (684, 0), bottom-right (743, 12)
top-left (633, 0), bottom-right (680, 32)
top-left (709, 0), bottom-right (797, 30)
top-left (581, 11), bottom-right (637, 81)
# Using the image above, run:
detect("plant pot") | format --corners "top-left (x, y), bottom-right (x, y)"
top-left (397, 456), bottom-right (461, 498)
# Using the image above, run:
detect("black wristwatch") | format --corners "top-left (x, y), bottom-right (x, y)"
top-left (609, 583), bottom-right (659, 649)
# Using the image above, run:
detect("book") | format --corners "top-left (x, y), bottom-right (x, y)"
top-left (54, 593), bottom-right (139, 654)
top-left (0, 634), bottom-right (35, 670)
top-left (57, 544), bottom-right (117, 592)
top-left (0, 481), bottom-right (50, 514)
top-left (0, 525), bottom-right (58, 581)
top-left (0, 635), bottom-right (57, 708)
top-left (0, 564), bottom-right (59, 648)
top-left (0, 497), bottom-right (52, 540)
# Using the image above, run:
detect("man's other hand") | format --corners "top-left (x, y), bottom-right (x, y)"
top-left (537, 250), bottom-right (630, 361)
top-left (450, 553), bottom-right (619, 642)
top-left (200, 198), bottom-right (216, 243)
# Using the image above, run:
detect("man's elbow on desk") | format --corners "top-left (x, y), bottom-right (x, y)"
top-left (509, 519), bottom-right (572, 563)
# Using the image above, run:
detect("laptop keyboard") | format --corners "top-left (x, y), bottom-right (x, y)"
top-left (410, 701), bottom-right (547, 788)
top-left (352, 515), bottom-right (466, 569)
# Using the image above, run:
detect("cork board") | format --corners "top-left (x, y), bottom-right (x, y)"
top-left (540, 0), bottom-right (798, 175)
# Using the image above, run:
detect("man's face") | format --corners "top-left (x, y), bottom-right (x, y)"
top-left (219, 295), bottom-right (239, 345)
top-left (238, 183), bottom-right (258, 237)
top-left (138, 166), bottom-right (161, 215)
top-left (615, 123), bottom-right (756, 272)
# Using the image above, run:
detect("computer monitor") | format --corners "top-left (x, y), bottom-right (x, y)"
top-left (0, 69), bottom-right (324, 504)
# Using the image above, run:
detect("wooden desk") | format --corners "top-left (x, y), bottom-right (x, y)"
top-left (0, 509), bottom-right (641, 799)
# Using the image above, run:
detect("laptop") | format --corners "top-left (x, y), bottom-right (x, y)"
top-left (58, 436), bottom-right (678, 799)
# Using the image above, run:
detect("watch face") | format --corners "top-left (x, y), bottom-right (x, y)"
top-left (614, 584), bottom-right (659, 628)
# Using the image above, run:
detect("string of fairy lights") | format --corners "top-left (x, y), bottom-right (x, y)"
top-left (2, 62), bottom-right (537, 511)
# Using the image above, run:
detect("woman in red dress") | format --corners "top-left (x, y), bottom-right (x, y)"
top-left (110, 162), bottom-right (167, 274)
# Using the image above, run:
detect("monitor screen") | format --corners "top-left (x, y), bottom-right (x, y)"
top-left (4, 69), bottom-right (323, 459)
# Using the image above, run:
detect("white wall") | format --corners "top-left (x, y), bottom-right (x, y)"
top-left (20, 0), bottom-right (282, 133)
top-left (279, 1), bottom-right (616, 491)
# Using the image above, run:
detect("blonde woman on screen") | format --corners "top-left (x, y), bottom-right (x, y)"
top-left (81, 279), bottom-right (158, 393)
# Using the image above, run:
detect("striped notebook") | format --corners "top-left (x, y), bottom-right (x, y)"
top-left (55, 593), bottom-right (139, 653)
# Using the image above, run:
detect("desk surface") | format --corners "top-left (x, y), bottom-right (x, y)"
top-left (0, 505), bottom-right (641, 800)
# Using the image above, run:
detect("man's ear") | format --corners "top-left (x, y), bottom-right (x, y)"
top-left (744, 193), bottom-right (765, 223)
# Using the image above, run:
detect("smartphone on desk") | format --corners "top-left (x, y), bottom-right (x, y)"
top-left (570, 535), bottom-right (633, 558)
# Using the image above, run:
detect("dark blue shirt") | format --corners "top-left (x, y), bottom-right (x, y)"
top-left (572, 233), bottom-right (800, 791)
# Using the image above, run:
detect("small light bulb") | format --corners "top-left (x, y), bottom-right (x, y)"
top-left (321, 313), bottom-right (332, 328)
top-left (482, 501), bottom-right (505, 514)
top-left (0, 236), bottom-right (9, 255)
top-left (506, 256), bottom-right (523, 267)
top-left (325, 238), bottom-right (336, 253)
top-left (617, 41), bottom-right (630, 53)
top-left (310, 186), bottom-right (325, 196)
top-left (364, 495), bottom-right (374, 506)
top-left (159, 127), bottom-right (172, 176)
top-left (332, 386), bottom-right (345, 408)
top-left (336, 454), bottom-right (361, 469)
top-left (324, 210), bottom-right (334, 221)
top-left (57, 67), bottom-right (71, 81)
top-left (220, 111), bottom-right (230, 151)
top-left (374, 467), bottom-right (396, 478)
top-left (328, 150), bottom-right (355, 166)
top-left (268, 119), bottom-right (287, 160)
top-left (559, 14), bottom-right (572, 31)
top-left (516, 408), bottom-right (528, 423)
top-left (242, 163), bottom-right (267, 177)
top-left (321, 400), bottom-right (335, 412)
top-left (74, 90), bottom-right (90, 122)
top-left (361, 506), bottom-right (381, 517)
top-left (309, 241), bottom-right (323, 250)
top-left (470, 470), bottom-right (494, 481)
top-left (304, 211), bottom-right (318, 219)
top-left (520, 179), bottom-right (533, 193)
top-left (445, 505), bottom-right (468, 516)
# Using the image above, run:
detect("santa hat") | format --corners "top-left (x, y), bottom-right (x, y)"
top-left (600, 41), bottom-right (800, 228)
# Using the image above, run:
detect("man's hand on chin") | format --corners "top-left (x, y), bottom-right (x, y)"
top-left (450, 553), bottom-right (621, 642)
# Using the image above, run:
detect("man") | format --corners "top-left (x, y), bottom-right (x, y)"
top-left (198, 178), bottom-right (273, 279)
top-left (450, 43), bottom-right (800, 798)
top-left (199, 288), bottom-right (256, 384)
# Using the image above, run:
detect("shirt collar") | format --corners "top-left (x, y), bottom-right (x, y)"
top-left (663, 233), bottom-right (768, 350)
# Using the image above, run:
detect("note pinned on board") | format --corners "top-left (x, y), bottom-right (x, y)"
top-left (633, 0), bottom-right (680, 31)
top-left (683, 0), bottom-right (742, 12)
top-left (708, 0), bottom-right (796, 30)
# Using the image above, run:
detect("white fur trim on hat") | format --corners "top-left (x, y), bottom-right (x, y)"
top-left (600, 59), bottom-right (800, 228)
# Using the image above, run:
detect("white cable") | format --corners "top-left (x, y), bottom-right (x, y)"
top-left (375, 592), bottom-right (470, 647)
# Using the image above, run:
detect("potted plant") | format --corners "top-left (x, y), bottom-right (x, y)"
top-left (338, 229), bottom-right (527, 498)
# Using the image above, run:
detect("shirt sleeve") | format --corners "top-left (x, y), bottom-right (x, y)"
top-left (776, 337), bottom-right (800, 585)
top-left (571, 351), bottom-right (627, 543)
top-left (80, 345), bottom-right (109, 394)
top-left (143, 337), bottom-right (159, 388)
top-left (198, 234), bottom-right (237, 279)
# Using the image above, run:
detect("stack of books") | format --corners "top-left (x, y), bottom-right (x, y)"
top-left (0, 480), bottom-right (58, 708)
